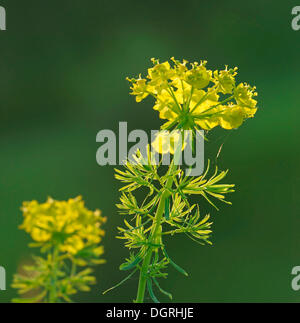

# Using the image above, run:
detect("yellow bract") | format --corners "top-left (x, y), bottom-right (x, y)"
top-left (20, 196), bottom-right (106, 256)
top-left (127, 58), bottom-right (258, 130)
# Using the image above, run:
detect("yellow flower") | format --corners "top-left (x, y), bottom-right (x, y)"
top-left (20, 197), bottom-right (106, 257)
top-left (147, 59), bottom-right (175, 93)
top-left (127, 76), bottom-right (150, 102)
top-left (151, 130), bottom-right (185, 154)
top-left (153, 89), bottom-right (178, 120)
top-left (185, 61), bottom-right (212, 89)
top-left (219, 105), bottom-right (244, 130)
top-left (127, 58), bottom-right (258, 131)
top-left (234, 83), bottom-right (257, 108)
top-left (213, 66), bottom-right (237, 94)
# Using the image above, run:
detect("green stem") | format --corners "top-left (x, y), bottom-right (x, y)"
top-left (71, 261), bottom-right (77, 277)
top-left (135, 161), bottom-right (176, 303)
top-left (49, 246), bottom-right (59, 303)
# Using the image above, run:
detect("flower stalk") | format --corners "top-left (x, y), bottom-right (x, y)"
top-left (136, 161), bottom-right (176, 303)
top-left (49, 246), bottom-right (60, 303)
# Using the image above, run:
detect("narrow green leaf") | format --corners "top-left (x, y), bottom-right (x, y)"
top-left (163, 249), bottom-right (188, 277)
top-left (119, 256), bottom-right (142, 271)
top-left (147, 279), bottom-right (160, 303)
top-left (12, 290), bottom-right (47, 303)
top-left (153, 278), bottom-right (173, 300)
top-left (103, 269), bottom-right (138, 295)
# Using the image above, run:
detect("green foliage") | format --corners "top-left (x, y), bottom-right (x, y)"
top-left (12, 254), bottom-right (98, 303)
top-left (12, 252), bottom-right (102, 303)
top-left (112, 148), bottom-right (234, 302)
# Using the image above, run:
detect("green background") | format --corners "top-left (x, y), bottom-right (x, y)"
top-left (0, 0), bottom-right (299, 303)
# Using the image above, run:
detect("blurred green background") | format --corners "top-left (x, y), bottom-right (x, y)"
top-left (0, 0), bottom-right (299, 303)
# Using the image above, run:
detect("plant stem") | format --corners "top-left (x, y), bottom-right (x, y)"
top-left (135, 161), bottom-right (176, 303)
top-left (49, 246), bottom-right (59, 303)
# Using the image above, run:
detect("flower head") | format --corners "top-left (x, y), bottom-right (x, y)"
top-left (127, 58), bottom-right (258, 131)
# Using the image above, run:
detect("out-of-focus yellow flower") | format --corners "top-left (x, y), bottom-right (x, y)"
top-left (151, 130), bottom-right (185, 155)
top-left (20, 197), bottom-right (106, 258)
top-left (13, 197), bottom-right (106, 303)
top-left (127, 58), bottom-right (258, 131)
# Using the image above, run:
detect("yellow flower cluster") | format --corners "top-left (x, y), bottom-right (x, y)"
top-left (127, 58), bottom-right (258, 130)
top-left (20, 197), bottom-right (106, 257)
